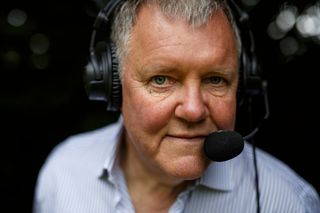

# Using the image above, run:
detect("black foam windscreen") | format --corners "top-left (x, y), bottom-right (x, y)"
top-left (204, 131), bottom-right (244, 162)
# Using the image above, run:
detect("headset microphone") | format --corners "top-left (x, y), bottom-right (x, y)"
top-left (204, 81), bottom-right (269, 162)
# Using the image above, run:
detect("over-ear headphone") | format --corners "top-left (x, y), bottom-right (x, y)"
top-left (84, 0), bottom-right (265, 112)
top-left (84, 0), bottom-right (122, 111)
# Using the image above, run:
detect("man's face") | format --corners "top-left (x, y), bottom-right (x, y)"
top-left (121, 5), bottom-right (239, 181)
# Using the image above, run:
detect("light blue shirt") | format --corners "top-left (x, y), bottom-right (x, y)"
top-left (33, 117), bottom-right (320, 213)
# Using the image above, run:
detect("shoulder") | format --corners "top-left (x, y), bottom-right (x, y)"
top-left (48, 121), bottom-right (120, 165)
top-left (242, 142), bottom-right (320, 212)
top-left (36, 120), bottom-right (121, 184)
top-left (33, 119), bottom-right (123, 212)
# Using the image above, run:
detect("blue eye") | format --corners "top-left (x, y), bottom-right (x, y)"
top-left (209, 76), bottom-right (223, 84)
top-left (152, 76), bottom-right (167, 85)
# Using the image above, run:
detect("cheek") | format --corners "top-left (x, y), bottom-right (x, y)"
top-left (121, 81), bottom-right (174, 135)
top-left (209, 98), bottom-right (237, 130)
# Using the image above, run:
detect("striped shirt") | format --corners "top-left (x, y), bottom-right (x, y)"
top-left (33, 117), bottom-right (320, 213)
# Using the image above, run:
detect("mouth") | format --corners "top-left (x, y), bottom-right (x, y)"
top-left (166, 135), bottom-right (206, 143)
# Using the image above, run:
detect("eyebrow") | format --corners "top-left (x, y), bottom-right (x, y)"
top-left (139, 62), bottom-right (238, 79)
top-left (140, 64), bottom-right (177, 75)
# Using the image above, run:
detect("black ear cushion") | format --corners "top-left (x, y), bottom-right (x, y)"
top-left (236, 54), bottom-right (246, 107)
top-left (101, 41), bottom-right (121, 111)
top-left (109, 42), bottom-right (122, 111)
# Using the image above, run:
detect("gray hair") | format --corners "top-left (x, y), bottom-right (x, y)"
top-left (110, 0), bottom-right (241, 78)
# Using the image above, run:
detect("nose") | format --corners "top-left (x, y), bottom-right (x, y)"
top-left (175, 84), bottom-right (209, 123)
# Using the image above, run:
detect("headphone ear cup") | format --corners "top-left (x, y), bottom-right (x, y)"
top-left (84, 51), bottom-right (106, 101)
top-left (84, 41), bottom-right (121, 111)
top-left (243, 49), bottom-right (263, 96)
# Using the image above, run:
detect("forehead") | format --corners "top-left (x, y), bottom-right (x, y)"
top-left (132, 4), bottom-right (236, 47)
top-left (125, 4), bottom-right (238, 70)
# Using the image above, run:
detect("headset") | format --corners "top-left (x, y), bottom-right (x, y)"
top-left (84, 1), bottom-right (269, 213)
top-left (84, 0), bottom-right (267, 112)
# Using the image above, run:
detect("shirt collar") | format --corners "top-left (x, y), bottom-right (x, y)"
top-left (198, 153), bottom-right (243, 191)
top-left (198, 158), bottom-right (237, 191)
top-left (97, 116), bottom-right (124, 179)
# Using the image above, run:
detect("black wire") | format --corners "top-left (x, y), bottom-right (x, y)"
top-left (252, 138), bottom-right (261, 213)
top-left (245, 96), bottom-right (261, 213)
top-left (244, 81), bottom-right (269, 213)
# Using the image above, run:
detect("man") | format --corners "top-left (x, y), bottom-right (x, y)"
top-left (33, 0), bottom-right (320, 212)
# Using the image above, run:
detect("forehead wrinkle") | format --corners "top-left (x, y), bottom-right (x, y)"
top-left (127, 3), bottom-right (238, 77)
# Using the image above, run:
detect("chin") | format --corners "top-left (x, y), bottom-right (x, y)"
top-left (165, 156), bottom-right (210, 180)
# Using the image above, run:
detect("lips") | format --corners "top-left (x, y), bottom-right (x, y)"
top-left (166, 135), bottom-right (206, 143)
top-left (168, 133), bottom-right (209, 138)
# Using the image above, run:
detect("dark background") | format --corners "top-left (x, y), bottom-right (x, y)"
top-left (1, 0), bottom-right (319, 212)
